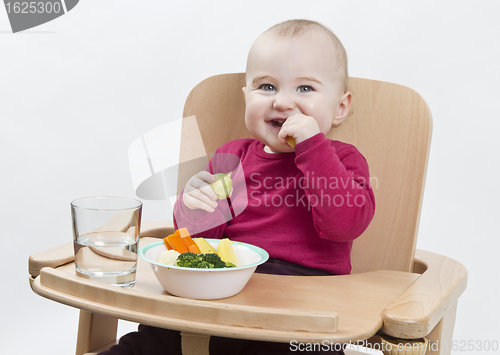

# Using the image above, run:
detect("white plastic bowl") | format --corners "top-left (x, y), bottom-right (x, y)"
top-left (139, 239), bottom-right (269, 299)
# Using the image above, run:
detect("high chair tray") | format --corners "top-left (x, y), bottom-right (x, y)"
top-left (30, 237), bottom-right (419, 343)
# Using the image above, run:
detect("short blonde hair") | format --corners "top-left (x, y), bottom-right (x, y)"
top-left (262, 19), bottom-right (349, 92)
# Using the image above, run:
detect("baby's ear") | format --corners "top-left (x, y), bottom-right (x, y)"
top-left (332, 91), bottom-right (352, 126)
top-left (242, 87), bottom-right (246, 98)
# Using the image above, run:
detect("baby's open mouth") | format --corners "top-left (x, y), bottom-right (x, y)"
top-left (270, 119), bottom-right (286, 128)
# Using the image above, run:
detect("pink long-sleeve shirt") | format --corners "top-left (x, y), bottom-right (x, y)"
top-left (174, 133), bottom-right (375, 275)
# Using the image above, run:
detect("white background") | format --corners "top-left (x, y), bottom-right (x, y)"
top-left (1, 1), bottom-right (499, 354)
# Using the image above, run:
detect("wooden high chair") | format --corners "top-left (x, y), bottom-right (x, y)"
top-left (29, 74), bottom-right (467, 355)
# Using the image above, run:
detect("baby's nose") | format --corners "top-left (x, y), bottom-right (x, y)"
top-left (272, 93), bottom-right (295, 111)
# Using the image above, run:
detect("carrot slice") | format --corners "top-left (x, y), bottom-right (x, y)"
top-left (188, 243), bottom-right (201, 254)
top-left (177, 228), bottom-right (190, 238)
top-left (181, 236), bottom-right (194, 247)
top-left (164, 234), bottom-right (177, 250)
top-left (167, 234), bottom-right (189, 253)
top-left (162, 236), bottom-right (173, 250)
top-left (176, 228), bottom-right (200, 253)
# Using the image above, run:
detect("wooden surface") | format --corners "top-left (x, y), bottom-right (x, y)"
top-left (344, 78), bottom-right (432, 275)
top-left (28, 221), bottom-right (468, 343)
top-left (426, 302), bottom-right (458, 355)
top-left (383, 250), bottom-right (467, 339)
top-left (29, 242), bottom-right (74, 278)
top-left (139, 220), bottom-right (175, 238)
top-left (31, 237), bottom-right (419, 344)
top-left (182, 74), bottom-right (432, 274)
top-left (76, 310), bottom-right (118, 355)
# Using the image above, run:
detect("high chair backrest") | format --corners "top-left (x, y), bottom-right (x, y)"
top-left (181, 73), bottom-right (432, 274)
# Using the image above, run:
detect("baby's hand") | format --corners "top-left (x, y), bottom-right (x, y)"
top-left (277, 113), bottom-right (320, 147)
top-left (182, 171), bottom-right (219, 212)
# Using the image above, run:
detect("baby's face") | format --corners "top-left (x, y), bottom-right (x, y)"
top-left (243, 32), bottom-right (349, 152)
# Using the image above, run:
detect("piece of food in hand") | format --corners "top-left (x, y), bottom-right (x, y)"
top-left (175, 251), bottom-right (235, 269)
top-left (157, 250), bottom-right (181, 266)
top-left (192, 237), bottom-right (218, 254)
top-left (287, 136), bottom-right (296, 148)
top-left (217, 238), bottom-right (239, 267)
top-left (209, 172), bottom-right (232, 199)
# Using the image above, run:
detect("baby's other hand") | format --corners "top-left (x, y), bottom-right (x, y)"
top-left (182, 171), bottom-right (219, 212)
top-left (277, 113), bottom-right (320, 146)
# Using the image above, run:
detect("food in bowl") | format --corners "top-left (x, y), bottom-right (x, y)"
top-left (217, 238), bottom-right (239, 266)
top-left (193, 237), bottom-right (217, 254)
top-left (158, 228), bottom-right (239, 268)
top-left (156, 250), bottom-right (180, 266)
top-left (175, 251), bottom-right (235, 268)
top-left (163, 228), bottom-right (201, 254)
top-left (139, 238), bottom-right (269, 299)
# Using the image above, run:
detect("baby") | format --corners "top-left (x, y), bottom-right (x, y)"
top-left (175, 19), bottom-right (375, 277)
top-left (101, 19), bottom-right (375, 355)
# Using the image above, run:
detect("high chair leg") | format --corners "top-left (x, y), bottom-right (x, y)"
top-left (76, 310), bottom-right (118, 355)
top-left (424, 302), bottom-right (458, 355)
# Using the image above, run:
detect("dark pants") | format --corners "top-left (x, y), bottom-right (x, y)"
top-left (98, 259), bottom-right (344, 355)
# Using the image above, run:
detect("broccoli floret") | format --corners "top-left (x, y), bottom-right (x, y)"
top-left (176, 252), bottom-right (205, 268)
top-left (202, 253), bottom-right (227, 268)
top-left (175, 252), bottom-right (234, 269)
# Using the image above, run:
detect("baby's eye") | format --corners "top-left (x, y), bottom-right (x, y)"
top-left (259, 84), bottom-right (276, 91)
top-left (297, 85), bottom-right (314, 93)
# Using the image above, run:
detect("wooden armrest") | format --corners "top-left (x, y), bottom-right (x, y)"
top-left (140, 220), bottom-right (175, 238)
top-left (382, 249), bottom-right (468, 338)
top-left (29, 243), bottom-right (74, 280)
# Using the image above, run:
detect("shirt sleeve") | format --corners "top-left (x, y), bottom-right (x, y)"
top-left (294, 133), bottom-right (375, 242)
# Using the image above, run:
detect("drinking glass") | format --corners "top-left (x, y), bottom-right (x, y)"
top-left (71, 196), bottom-right (142, 288)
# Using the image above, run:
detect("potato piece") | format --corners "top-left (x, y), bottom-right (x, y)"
top-left (218, 238), bottom-right (239, 267)
top-left (192, 237), bottom-right (218, 254)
